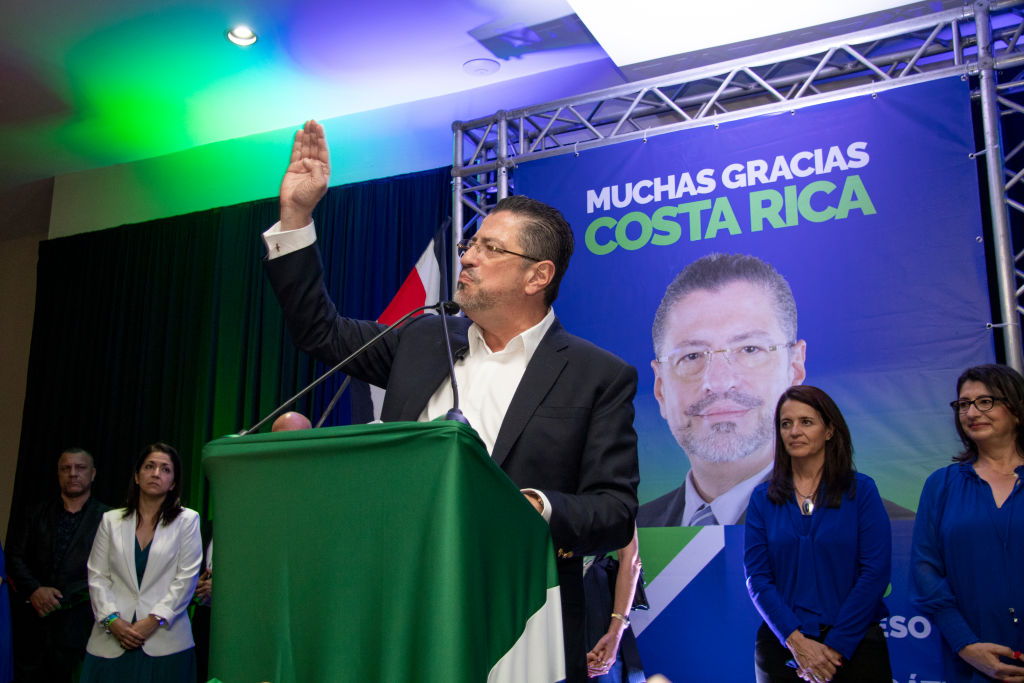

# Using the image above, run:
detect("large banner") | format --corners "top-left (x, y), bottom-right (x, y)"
top-left (516, 76), bottom-right (992, 681)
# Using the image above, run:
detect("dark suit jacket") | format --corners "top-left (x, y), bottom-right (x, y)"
top-left (637, 482), bottom-right (698, 527)
top-left (7, 495), bottom-right (110, 647)
top-left (266, 245), bottom-right (640, 680)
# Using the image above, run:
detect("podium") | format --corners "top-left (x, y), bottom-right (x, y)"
top-left (202, 421), bottom-right (565, 682)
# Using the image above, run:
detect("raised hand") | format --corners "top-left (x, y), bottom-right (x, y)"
top-left (280, 120), bottom-right (331, 231)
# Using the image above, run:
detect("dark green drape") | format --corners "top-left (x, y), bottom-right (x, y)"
top-left (8, 166), bottom-right (452, 530)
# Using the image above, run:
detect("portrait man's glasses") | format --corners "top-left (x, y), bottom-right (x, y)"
top-left (657, 342), bottom-right (796, 378)
top-left (457, 239), bottom-right (540, 262)
top-left (949, 395), bottom-right (1007, 413)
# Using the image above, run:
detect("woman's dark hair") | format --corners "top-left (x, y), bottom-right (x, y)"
top-left (767, 385), bottom-right (856, 507)
top-left (952, 364), bottom-right (1024, 463)
top-left (123, 442), bottom-right (184, 527)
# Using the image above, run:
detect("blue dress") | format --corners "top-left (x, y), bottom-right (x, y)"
top-left (911, 462), bottom-right (1024, 682)
top-left (744, 472), bottom-right (892, 660)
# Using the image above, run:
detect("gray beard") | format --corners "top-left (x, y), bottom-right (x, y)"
top-left (676, 414), bottom-right (774, 464)
top-left (453, 282), bottom-right (496, 313)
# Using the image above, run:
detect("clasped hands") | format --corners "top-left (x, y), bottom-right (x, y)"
top-left (109, 614), bottom-right (162, 650)
top-left (28, 586), bottom-right (63, 617)
top-left (786, 631), bottom-right (842, 683)
top-left (194, 568), bottom-right (213, 605)
top-left (958, 642), bottom-right (1024, 682)
top-left (586, 629), bottom-right (624, 677)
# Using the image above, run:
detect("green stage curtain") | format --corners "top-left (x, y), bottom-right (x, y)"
top-left (7, 166), bottom-right (452, 530)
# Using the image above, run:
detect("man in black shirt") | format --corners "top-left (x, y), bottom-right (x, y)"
top-left (7, 448), bottom-right (110, 682)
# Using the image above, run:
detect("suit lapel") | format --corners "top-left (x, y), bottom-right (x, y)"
top-left (120, 513), bottom-right (139, 590)
top-left (392, 320), bottom-right (470, 420)
top-left (491, 321), bottom-right (569, 468)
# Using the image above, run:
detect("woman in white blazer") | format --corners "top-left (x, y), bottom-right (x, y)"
top-left (80, 443), bottom-right (202, 683)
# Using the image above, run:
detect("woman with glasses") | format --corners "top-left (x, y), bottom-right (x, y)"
top-left (911, 364), bottom-right (1024, 682)
top-left (744, 385), bottom-right (892, 683)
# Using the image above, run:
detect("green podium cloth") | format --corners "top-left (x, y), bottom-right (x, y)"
top-left (203, 421), bottom-right (565, 682)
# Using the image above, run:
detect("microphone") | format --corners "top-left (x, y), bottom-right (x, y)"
top-left (436, 301), bottom-right (470, 425)
top-left (239, 302), bottom-right (447, 435)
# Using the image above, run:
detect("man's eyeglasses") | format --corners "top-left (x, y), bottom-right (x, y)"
top-left (456, 239), bottom-right (540, 262)
top-left (656, 342), bottom-right (795, 378)
top-left (950, 396), bottom-right (1007, 413)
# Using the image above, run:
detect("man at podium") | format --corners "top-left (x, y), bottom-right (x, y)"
top-left (261, 119), bottom-right (639, 682)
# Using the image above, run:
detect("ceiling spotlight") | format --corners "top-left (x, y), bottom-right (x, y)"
top-left (227, 25), bottom-right (257, 47)
top-left (463, 58), bottom-right (500, 77)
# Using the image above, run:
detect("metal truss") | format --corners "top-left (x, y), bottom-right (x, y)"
top-left (992, 4), bottom-right (1024, 365)
top-left (452, 0), bottom-right (1024, 368)
top-left (1001, 93), bottom-right (1024, 318)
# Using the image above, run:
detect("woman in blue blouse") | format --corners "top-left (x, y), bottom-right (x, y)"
top-left (744, 385), bottom-right (892, 683)
top-left (911, 364), bottom-right (1024, 682)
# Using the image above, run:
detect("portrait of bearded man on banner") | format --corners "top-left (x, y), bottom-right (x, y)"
top-left (637, 252), bottom-right (913, 527)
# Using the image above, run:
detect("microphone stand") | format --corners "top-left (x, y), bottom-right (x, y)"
top-left (314, 376), bottom-right (351, 428)
top-left (437, 301), bottom-right (469, 425)
top-left (238, 302), bottom-right (444, 436)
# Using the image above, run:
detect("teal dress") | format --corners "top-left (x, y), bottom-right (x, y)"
top-left (80, 539), bottom-right (196, 683)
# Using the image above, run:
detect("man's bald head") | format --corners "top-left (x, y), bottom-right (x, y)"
top-left (271, 411), bottom-right (313, 432)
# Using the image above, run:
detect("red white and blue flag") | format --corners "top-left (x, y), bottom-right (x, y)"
top-left (367, 223), bottom-right (451, 420)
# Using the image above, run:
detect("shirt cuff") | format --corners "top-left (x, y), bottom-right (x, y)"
top-left (263, 221), bottom-right (316, 259)
top-left (521, 488), bottom-right (552, 523)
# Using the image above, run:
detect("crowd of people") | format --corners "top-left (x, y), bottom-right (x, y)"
top-left (5, 361), bottom-right (1022, 683)
top-left (2, 117), bottom-right (1022, 683)
top-left (1, 408), bottom-right (317, 683)
top-left (740, 364), bottom-right (1024, 683)
top-left (3, 444), bottom-right (202, 683)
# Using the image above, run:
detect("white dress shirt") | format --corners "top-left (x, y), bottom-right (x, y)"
top-left (263, 221), bottom-right (316, 258)
top-left (419, 308), bottom-right (555, 454)
top-left (261, 220), bottom-right (556, 519)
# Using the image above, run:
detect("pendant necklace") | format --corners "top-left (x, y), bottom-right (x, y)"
top-left (794, 480), bottom-right (819, 516)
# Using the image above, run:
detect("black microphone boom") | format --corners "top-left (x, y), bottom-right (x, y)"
top-left (239, 302), bottom-right (449, 435)
top-left (437, 301), bottom-right (469, 425)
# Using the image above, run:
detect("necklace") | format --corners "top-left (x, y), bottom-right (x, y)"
top-left (794, 480), bottom-right (820, 516)
top-left (798, 497), bottom-right (814, 516)
top-left (987, 465), bottom-right (1023, 477)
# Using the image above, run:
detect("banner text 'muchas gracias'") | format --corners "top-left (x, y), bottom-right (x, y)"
top-left (583, 141), bottom-right (876, 255)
